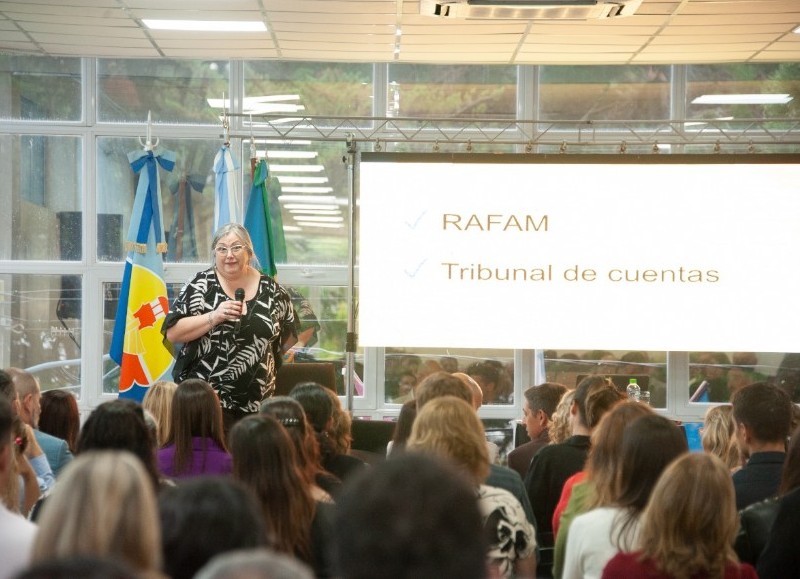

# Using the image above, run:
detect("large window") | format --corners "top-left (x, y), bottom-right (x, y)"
top-left (0, 56), bottom-right (81, 121)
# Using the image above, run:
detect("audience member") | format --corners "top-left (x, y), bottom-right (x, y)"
top-left (562, 414), bottom-right (688, 579)
top-left (157, 379), bottom-right (231, 479)
top-left (31, 451), bottom-right (163, 578)
top-left (195, 549), bottom-right (314, 579)
top-left (0, 396), bottom-right (38, 579)
top-left (701, 404), bottom-right (741, 471)
top-left (731, 381), bottom-right (792, 510)
top-left (76, 399), bottom-right (161, 490)
top-left (334, 452), bottom-right (487, 579)
top-left (38, 390), bottom-right (80, 455)
top-left (391, 371), bottom-right (417, 404)
top-left (230, 415), bottom-right (334, 577)
top-left (290, 382), bottom-right (366, 483)
top-left (7, 369), bottom-right (73, 477)
top-left (508, 382), bottom-right (568, 480)
top-left (386, 399), bottom-right (417, 456)
top-left (142, 379), bottom-right (178, 448)
top-left (159, 477), bottom-right (268, 579)
top-left (549, 389), bottom-right (577, 445)
top-left (603, 453), bottom-right (757, 579)
top-left (407, 396), bottom-right (536, 577)
top-left (261, 396), bottom-right (339, 500)
top-left (14, 555), bottom-right (139, 579)
top-left (466, 360), bottom-right (513, 404)
top-left (757, 483), bottom-right (800, 576)
top-left (454, 371), bottom-right (500, 463)
top-left (323, 386), bottom-right (353, 456)
top-left (524, 375), bottom-right (624, 571)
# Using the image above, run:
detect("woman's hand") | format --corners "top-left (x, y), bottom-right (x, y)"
top-left (215, 299), bottom-right (243, 323)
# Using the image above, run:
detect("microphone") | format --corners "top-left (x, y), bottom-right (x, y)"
top-left (233, 288), bottom-right (245, 332)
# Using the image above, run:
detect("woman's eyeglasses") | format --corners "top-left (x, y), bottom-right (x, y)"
top-left (215, 244), bottom-right (245, 256)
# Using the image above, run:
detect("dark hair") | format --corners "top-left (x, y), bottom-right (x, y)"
top-left (0, 369), bottom-right (15, 404)
top-left (523, 382), bottom-right (568, 419)
top-left (0, 396), bottom-right (12, 449)
top-left (77, 399), bottom-right (160, 489)
top-left (39, 390), bottom-right (80, 454)
top-left (574, 375), bottom-right (625, 429)
top-left (613, 414), bottom-right (688, 546)
top-left (390, 399), bottom-right (418, 454)
top-left (415, 371), bottom-right (473, 410)
top-left (732, 381), bottom-right (792, 443)
top-left (229, 415), bottom-right (316, 563)
top-left (335, 452), bottom-right (486, 579)
top-left (168, 379), bottom-right (227, 475)
top-left (159, 476), bottom-right (268, 579)
top-left (465, 360), bottom-right (512, 401)
top-left (15, 555), bottom-right (139, 579)
top-left (780, 424), bottom-right (800, 495)
top-left (290, 382), bottom-right (333, 433)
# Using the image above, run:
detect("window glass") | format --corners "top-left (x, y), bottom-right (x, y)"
top-left (0, 135), bottom-right (81, 261)
top-left (0, 55), bottom-right (81, 121)
top-left (385, 348), bottom-right (515, 406)
top-left (387, 64), bottom-right (517, 120)
top-left (243, 61), bottom-right (373, 120)
top-left (97, 59), bottom-right (228, 124)
top-left (539, 65), bottom-right (670, 122)
top-left (543, 349), bottom-right (667, 408)
top-left (688, 352), bottom-right (799, 404)
top-left (2, 274), bottom-right (82, 395)
top-left (687, 63), bottom-right (800, 122)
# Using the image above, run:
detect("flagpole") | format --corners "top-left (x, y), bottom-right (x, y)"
top-left (344, 134), bottom-right (358, 413)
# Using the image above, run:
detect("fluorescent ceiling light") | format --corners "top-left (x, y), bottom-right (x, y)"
top-left (260, 140), bottom-right (312, 146)
top-left (283, 204), bottom-right (339, 210)
top-left (692, 94), bottom-right (793, 105)
top-left (276, 176), bottom-right (328, 184)
top-left (794, 25), bottom-right (800, 33)
top-left (282, 186), bottom-right (334, 194)
top-left (264, 151), bottom-right (318, 159)
top-left (279, 195), bottom-right (336, 203)
top-left (289, 209), bottom-right (342, 216)
top-left (144, 19), bottom-right (266, 32)
top-left (283, 225), bottom-right (302, 232)
top-left (293, 222), bottom-right (343, 229)
top-left (293, 216), bottom-right (344, 223)
top-left (269, 165), bottom-right (325, 173)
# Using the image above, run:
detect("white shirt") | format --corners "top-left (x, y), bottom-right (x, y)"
top-left (562, 506), bottom-right (640, 579)
top-left (0, 503), bottom-right (38, 579)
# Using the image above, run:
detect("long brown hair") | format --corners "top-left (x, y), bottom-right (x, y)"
top-left (39, 389), bottom-right (80, 454)
top-left (167, 379), bottom-right (227, 475)
top-left (229, 415), bottom-right (316, 562)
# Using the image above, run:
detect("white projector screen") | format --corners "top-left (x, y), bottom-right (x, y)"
top-left (358, 154), bottom-right (800, 352)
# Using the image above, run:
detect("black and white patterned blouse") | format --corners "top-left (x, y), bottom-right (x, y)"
top-left (164, 268), bottom-right (296, 414)
top-left (478, 484), bottom-right (537, 578)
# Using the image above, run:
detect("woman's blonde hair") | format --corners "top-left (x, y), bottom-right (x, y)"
top-left (701, 404), bottom-right (741, 471)
top-left (407, 396), bottom-right (489, 485)
top-left (549, 390), bottom-right (576, 444)
top-left (638, 453), bottom-right (739, 579)
top-left (32, 451), bottom-right (162, 574)
top-left (142, 379), bottom-right (177, 447)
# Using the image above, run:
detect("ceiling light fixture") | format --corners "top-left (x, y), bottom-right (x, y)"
top-left (279, 195), bottom-right (337, 203)
top-left (692, 94), bottom-right (793, 105)
top-left (143, 20), bottom-right (267, 32)
top-left (281, 186), bottom-right (334, 194)
top-left (276, 176), bottom-right (329, 184)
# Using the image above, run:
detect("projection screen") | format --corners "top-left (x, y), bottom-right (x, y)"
top-left (358, 153), bottom-right (800, 352)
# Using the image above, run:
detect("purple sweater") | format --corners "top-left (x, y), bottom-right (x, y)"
top-left (157, 437), bottom-right (232, 479)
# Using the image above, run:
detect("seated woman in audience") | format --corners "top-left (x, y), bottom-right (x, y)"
top-left (603, 453), bottom-right (757, 579)
top-left (701, 404), bottom-right (741, 472)
top-left (562, 414), bottom-right (688, 579)
top-left (387, 399), bottom-right (417, 456)
top-left (261, 396), bottom-right (339, 500)
top-left (229, 415), bottom-right (334, 577)
top-left (549, 390), bottom-right (578, 445)
top-left (552, 401), bottom-right (654, 578)
top-left (31, 451), bottom-right (163, 578)
top-left (142, 380), bottom-right (177, 448)
top-left (157, 379), bottom-right (231, 479)
top-left (407, 395), bottom-right (536, 578)
top-left (39, 390), bottom-right (80, 455)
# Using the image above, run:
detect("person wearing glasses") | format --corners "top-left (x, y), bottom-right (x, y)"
top-left (163, 223), bottom-right (297, 429)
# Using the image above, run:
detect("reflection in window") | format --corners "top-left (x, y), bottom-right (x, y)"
top-left (0, 55), bottom-right (81, 121)
top-left (1, 274), bottom-right (82, 394)
top-left (539, 65), bottom-right (670, 122)
top-left (688, 351), bottom-right (799, 404)
top-left (98, 59), bottom-right (229, 124)
top-left (543, 349), bottom-right (667, 408)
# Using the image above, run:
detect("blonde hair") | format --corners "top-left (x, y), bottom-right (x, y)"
top-left (702, 405), bottom-right (740, 471)
top-left (407, 396), bottom-right (489, 485)
top-left (32, 451), bottom-right (162, 574)
top-left (142, 379), bottom-right (178, 447)
top-left (549, 389), bottom-right (576, 444)
top-left (638, 453), bottom-right (739, 579)
top-left (323, 387), bottom-right (353, 454)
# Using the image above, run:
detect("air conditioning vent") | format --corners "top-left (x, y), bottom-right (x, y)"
top-left (420, 0), bottom-right (643, 20)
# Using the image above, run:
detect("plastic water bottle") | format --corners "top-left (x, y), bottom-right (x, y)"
top-left (626, 378), bottom-right (641, 401)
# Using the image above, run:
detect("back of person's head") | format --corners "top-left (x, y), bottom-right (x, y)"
top-left (523, 382), bottom-right (568, 418)
top-left (550, 389), bottom-right (577, 444)
top-left (260, 396), bottom-right (321, 485)
top-left (169, 379), bottom-right (227, 474)
top-left (0, 368), bottom-right (17, 405)
top-left (0, 397), bottom-right (12, 468)
top-left (390, 399), bottom-right (418, 454)
top-left (465, 360), bottom-right (512, 402)
top-left (335, 452), bottom-right (486, 579)
top-left (585, 400), bottom-right (655, 509)
top-left (289, 382), bottom-right (333, 433)
top-left (414, 371), bottom-right (473, 410)
top-left (142, 379), bottom-right (178, 447)
top-left (159, 476), bottom-right (268, 579)
top-left (195, 548), bottom-right (314, 579)
top-left (780, 425), bottom-right (800, 495)
top-left (639, 453), bottom-right (738, 578)
top-left (15, 555), bottom-right (139, 579)
top-left (39, 389), bottom-right (81, 454)
top-left (453, 372), bottom-right (483, 410)
top-left (77, 399), bottom-right (160, 487)
top-left (322, 386), bottom-right (352, 454)
top-left (732, 381), bottom-right (792, 444)
top-left (701, 404), bottom-right (740, 470)
top-left (32, 451), bottom-right (162, 574)
top-left (406, 396), bottom-right (489, 485)
top-left (574, 375), bottom-right (626, 429)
